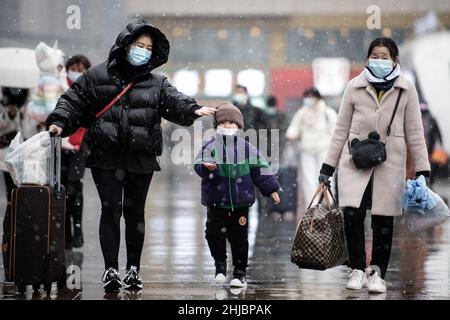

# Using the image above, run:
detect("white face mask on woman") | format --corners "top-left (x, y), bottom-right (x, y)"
top-left (67, 70), bottom-right (82, 82)
top-left (216, 126), bottom-right (239, 136)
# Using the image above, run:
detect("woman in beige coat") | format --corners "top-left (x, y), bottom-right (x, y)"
top-left (318, 37), bottom-right (430, 294)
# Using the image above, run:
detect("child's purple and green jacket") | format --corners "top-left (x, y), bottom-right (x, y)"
top-left (194, 134), bottom-right (280, 210)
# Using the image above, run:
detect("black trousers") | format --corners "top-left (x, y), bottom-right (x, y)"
top-left (91, 168), bottom-right (152, 271)
top-left (343, 179), bottom-right (394, 279)
top-left (205, 206), bottom-right (249, 273)
top-left (61, 150), bottom-right (86, 244)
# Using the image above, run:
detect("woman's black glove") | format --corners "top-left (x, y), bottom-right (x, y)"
top-left (318, 163), bottom-right (335, 187)
top-left (318, 173), bottom-right (331, 187)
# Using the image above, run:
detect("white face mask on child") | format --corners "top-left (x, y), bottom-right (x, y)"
top-left (217, 126), bottom-right (239, 136)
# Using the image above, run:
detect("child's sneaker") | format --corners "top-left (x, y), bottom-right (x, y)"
top-left (101, 267), bottom-right (123, 292)
top-left (215, 261), bottom-right (227, 284)
top-left (230, 287), bottom-right (247, 296)
top-left (230, 270), bottom-right (247, 288)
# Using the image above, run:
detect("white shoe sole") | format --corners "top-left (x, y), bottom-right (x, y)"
top-left (230, 279), bottom-right (247, 288)
top-left (368, 285), bottom-right (387, 294)
top-left (346, 282), bottom-right (367, 290)
top-left (230, 287), bottom-right (246, 295)
top-left (215, 273), bottom-right (226, 284)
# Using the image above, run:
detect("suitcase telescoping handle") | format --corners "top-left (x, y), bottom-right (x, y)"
top-left (49, 131), bottom-right (62, 196)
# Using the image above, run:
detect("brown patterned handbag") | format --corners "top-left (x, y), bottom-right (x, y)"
top-left (291, 184), bottom-right (347, 270)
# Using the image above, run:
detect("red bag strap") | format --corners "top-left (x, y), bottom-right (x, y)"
top-left (95, 82), bottom-right (133, 119)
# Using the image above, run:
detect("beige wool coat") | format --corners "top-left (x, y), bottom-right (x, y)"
top-left (324, 71), bottom-right (430, 216)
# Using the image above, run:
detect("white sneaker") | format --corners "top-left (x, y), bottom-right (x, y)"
top-left (230, 275), bottom-right (247, 288)
top-left (367, 271), bottom-right (387, 294)
top-left (215, 273), bottom-right (226, 284)
top-left (346, 269), bottom-right (367, 290)
top-left (230, 287), bottom-right (246, 295)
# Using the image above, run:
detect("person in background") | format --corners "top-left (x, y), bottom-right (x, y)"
top-left (66, 55), bottom-right (91, 86)
top-left (285, 87), bottom-right (337, 206)
top-left (265, 95), bottom-right (287, 158)
top-left (420, 101), bottom-right (444, 185)
top-left (232, 85), bottom-right (270, 215)
top-left (265, 95), bottom-right (295, 221)
top-left (233, 85), bottom-right (268, 134)
top-left (62, 54), bottom-right (92, 249)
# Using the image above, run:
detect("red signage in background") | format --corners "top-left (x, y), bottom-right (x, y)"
top-left (270, 66), bottom-right (364, 110)
top-left (270, 68), bottom-right (313, 111)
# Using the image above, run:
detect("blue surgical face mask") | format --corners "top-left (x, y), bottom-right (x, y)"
top-left (233, 93), bottom-right (247, 106)
top-left (367, 59), bottom-right (394, 79)
top-left (303, 97), bottom-right (316, 108)
top-left (127, 46), bottom-right (151, 66)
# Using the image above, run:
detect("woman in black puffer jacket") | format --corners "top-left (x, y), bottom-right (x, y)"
top-left (47, 18), bottom-right (215, 292)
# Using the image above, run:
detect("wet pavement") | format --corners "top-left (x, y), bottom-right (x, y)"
top-left (1, 156), bottom-right (450, 300)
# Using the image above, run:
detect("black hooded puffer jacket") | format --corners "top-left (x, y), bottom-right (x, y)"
top-left (46, 19), bottom-right (201, 173)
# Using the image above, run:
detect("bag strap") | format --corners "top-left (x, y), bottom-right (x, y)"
top-left (95, 82), bottom-right (133, 119)
top-left (325, 184), bottom-right (338, 207)
top-left (307, 183), bottom-right (335, 211)
top-left (307, 185), bottom-right (326, 210)
top-left (386, 89), bottom-right (403, 137)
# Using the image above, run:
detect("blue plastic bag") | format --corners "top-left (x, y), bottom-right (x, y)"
top-left (402, 176), bottom-right (450, 232)
top-left (400, 175), bottom-right (436, 213)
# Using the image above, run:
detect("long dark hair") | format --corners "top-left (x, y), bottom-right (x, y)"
top-left (367, 37), bottom-right (399, 61)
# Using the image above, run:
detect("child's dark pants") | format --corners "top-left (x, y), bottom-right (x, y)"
top-left (205, 206), bottom-right (249, 274)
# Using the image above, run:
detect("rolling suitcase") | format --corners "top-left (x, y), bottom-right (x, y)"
top-left (6, 132), bottom-right (66, 294)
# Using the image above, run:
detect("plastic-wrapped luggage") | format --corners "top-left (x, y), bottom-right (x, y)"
top-left (3, 132), bottom-right (66, 294)
top-left (5, 131), bottom-right (51, 186)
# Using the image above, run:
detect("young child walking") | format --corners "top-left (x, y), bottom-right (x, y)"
top-left (194, 102), bottom-right (281, 288)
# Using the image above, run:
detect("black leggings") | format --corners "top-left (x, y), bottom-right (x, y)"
top-left (344, 180), bottom-right (393, 279)
top-left (91, 168), bottom-right (152, 271)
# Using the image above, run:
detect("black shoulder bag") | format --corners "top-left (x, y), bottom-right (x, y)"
top-left (349, 89), bottom-right (403, 169)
